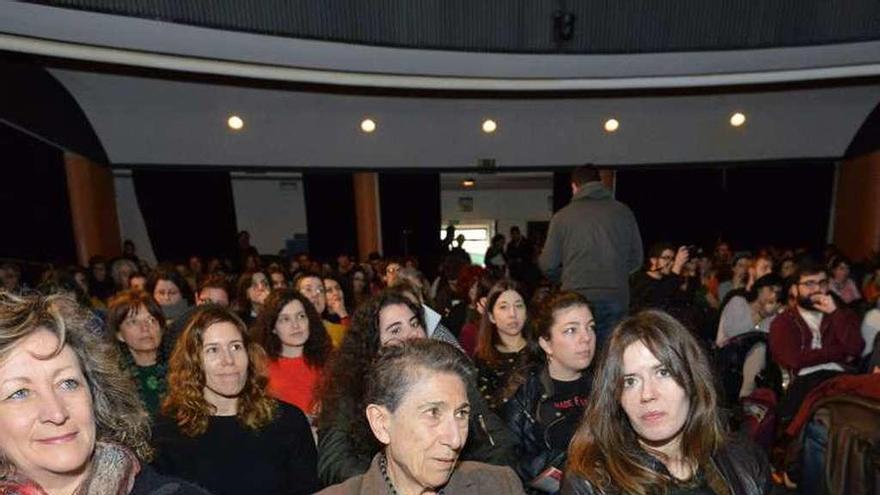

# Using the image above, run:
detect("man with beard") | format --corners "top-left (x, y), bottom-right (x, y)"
top-left (769, 262), bottom-right (863, 422)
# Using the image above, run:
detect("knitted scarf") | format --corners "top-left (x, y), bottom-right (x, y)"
top-left (0, 442), bottom-right (140, 495)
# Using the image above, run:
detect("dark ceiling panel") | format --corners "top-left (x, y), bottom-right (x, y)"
top-left (28, 0), bottom-right (880, 54)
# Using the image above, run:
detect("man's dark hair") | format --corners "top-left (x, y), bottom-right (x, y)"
top-left (648, 242), bottom-right (674, 260)
top-left (571, 164), bottom-right (601, 186)
top-left (794, 260), bottom-right (827, 281)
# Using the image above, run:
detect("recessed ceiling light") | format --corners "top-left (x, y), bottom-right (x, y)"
top-left (604, 118), bottom-right (620, 132)
top-left (227, 115), bottom-right (244, 130)
top-left (482, 119), bottom-right (498, 133)
top-left (361, 118), bottom-right (377, 133)
top-left (730, 112), bottom-right (746, 127)
top-left (462, 178), bottom-right (476, 187)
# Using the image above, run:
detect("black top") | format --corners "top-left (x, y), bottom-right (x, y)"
top-left (131, 464), bottom-right (213, 495)
top-left (152, 401), bottom-right (319, 495)
top-left (547, 375), bottom-right (591, 451)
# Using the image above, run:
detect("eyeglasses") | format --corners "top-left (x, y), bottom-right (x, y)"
top-left (798, 279), bottom-right (829, 290)
top-left (122, 316), bottom-right (159, 328)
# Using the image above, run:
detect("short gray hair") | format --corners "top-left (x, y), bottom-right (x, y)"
top-left (365, 339), bottom-right (472, 412)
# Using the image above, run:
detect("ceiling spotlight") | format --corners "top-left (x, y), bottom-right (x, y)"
top-left (360, 118), bottom-right (377, 133)
top-left (482, 119), bottom-right (498, 133)
top-left (462, 178), bottom-right (476, 188)
top-left (604, 118), bottom-right (619, 133)
top-left (227, 115), bottom-right (244, 130)
top-left (730, 112), bottom-right (746, 127)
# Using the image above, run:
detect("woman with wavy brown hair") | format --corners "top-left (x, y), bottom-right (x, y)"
top-left (563, 310), bottom-right (770, 495)
top-left (253, 289), bottom-right (332, 419)
top-left (152, 305), bottom-right (319, 495)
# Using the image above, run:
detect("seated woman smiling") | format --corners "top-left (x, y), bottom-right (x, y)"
top-left (317, 339), bottom-right (524, 495)
top-left (152, 305), bottom-right (319, 495)
top-left (0, 291), bottom-right (208, 495)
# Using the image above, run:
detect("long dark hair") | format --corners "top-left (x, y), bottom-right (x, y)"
top-left (253, 289), bottom-right (332, 368)
top-left (475, 279), bottom-right (528, 365)
top-left (315, 290), bottom-right (424, 456)
top-left (567, 310), bottom-right (724, 495)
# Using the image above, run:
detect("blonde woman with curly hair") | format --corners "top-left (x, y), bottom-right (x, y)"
top-left (152, 305), bottom-right (318, 495)
top-left (0, 291), bottom-right (208, 495)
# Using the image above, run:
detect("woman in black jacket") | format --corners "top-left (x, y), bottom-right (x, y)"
top-left (563, 310), bottom-right (770, 495)
top-left (501, 292), bottom-right (597, 493)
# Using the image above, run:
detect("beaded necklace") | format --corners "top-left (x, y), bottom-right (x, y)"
top-left (379, 452), bottom-right (445, 495)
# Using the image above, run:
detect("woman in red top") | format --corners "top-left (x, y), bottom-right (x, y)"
top-left (253, 289), bottom-right (333, 419)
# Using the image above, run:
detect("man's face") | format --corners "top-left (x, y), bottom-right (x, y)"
top-left (716, 243), bottom-right (732, 263)
top-left (796, 272), bottom-right (829, 311)
top-left (651, 249), bottom-right (675, 274)
top-left (510, 228), bottom-right (521, 241)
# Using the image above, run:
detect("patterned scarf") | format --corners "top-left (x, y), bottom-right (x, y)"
top-left (0, 442), bottom-right (140, 495)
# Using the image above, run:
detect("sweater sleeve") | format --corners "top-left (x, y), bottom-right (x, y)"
top-left (824, 308), bottom-right (864, 364)
top-left (769, 313), bottom-right (830, 372)
top-left (281, 404), bottom-right (321, 495)
top-left (538, 217), bottom-right (563, 281)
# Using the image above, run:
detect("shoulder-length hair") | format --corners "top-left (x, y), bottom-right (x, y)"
top-left (475, 279), bottom-right (528, 365)
top-left (106, 289), bottom-right (169, 364)
top-left (162, 305), bottom-right (277, 437)
top-left (0, 291), bottom-right (153, 460)
top-left (253, 289), bottom-right (332, 368)
top-left (567, 310), bottom-right (724, 495)
top-left (315, 290), bottom-right (424, 455)
top-left (146, 268), bottom-right (194, 305)
top-left (233, 270), bottom-right (270, 315)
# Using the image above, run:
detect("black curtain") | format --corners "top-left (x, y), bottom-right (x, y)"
top-left (615, 163), bottom-right (835, 252)
top-left (0, 124), bottom-right (77, 266)
top-left (302, 172), bottom-right (357, 259)
top-left (379, 172), bottom-right (441, 275)
top-left (132, 170), bottom-right (238, 262)
top-left (552, 168), bottom-right (575, 213)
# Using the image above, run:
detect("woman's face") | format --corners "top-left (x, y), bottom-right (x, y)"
top-left (378, 304), bottom-right (426, 347)
top-left (488, 290), bottom-right (526, 338)
top-left (832, 263), bottom-right (849, 283)
top-left (324, 279), bottom-right (344, 306)
top-left (270, 272), bottom-right (287, 290)
top-left (619, 340), bottom-right (689, 455)
top-left (116, 305), bottom-right (162, 356)
top-left (297, 276), bottom-right (326, 314)
top-left (539, 305), bottom-right (596, 377)
top-left (153, 279), bottom-right (183, 306)
top-left (352, 272), bottom-right (367, 293)
top-left (372, 371), bottom-right (469, 493)
top-left (0, 330), bottom-right (96, 486)
top-left (201, 322), bottom-right (249, 401)
top-left (274, 300), bottom-right (310, 350)
top-left (247, 273), bottom-right (270, 306)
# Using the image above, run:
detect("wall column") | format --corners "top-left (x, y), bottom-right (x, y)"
top-left (832, 151), bottom-right (880, 260)
top-left (353, 172), bottom-right (382, 260)
top-left (64, 152), bottom-right (121, 265)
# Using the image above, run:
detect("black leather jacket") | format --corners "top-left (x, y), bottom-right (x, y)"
top-left (500, 365), bottom-right (592, 485)
top-left (561, 435), bottom-right (771, 495)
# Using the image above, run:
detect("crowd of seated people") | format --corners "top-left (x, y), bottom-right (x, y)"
top-left (1, 231), bottom-right (879, 495)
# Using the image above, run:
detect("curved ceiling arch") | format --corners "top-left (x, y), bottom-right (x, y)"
top-left (3, 3), bottom-right (880, 91)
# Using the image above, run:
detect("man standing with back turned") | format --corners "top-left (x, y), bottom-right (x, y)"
top-left (539, 165), bottom-right (643, 348)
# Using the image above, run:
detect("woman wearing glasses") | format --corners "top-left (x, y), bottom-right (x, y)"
top-left (107, 289), bottom-right (171, 417)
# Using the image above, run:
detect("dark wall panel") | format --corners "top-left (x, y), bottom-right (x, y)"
top-left (0, 124), bottom-right (77, 264)
top-left (302, 172), bottom-right (357, 259)
top-left (132, 170), bottom-right (238, 262)
top-left (615, 164), bottom-right (834, 252)
top-left (379, 172), bottom-right (441, 272)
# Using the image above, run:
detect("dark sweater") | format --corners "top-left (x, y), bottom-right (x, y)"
top-left (152, 401), bottom-right (319, 495)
